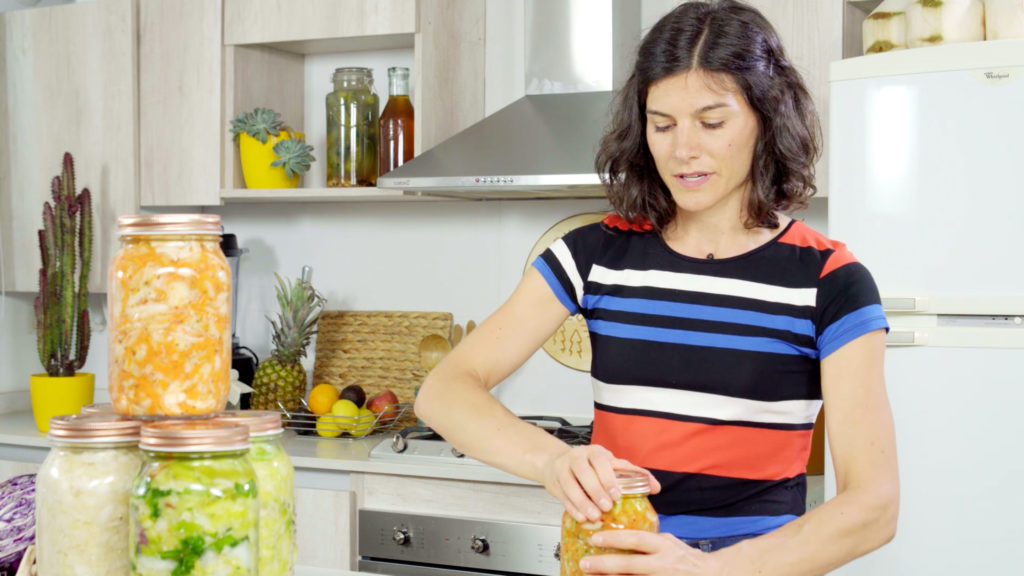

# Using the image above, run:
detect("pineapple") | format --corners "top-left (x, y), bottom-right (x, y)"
top-left (251, 274), bottom-right (325, 411)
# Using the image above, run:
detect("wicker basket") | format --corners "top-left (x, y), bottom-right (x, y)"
top-left (312, 310), bottom-right (453, 425)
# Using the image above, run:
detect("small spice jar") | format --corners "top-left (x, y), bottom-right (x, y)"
top-left (216, 410), bottom-right (296, 576)
top-left (108, 214), bottom-right (232, 418)
top-left (35, 414), bottom-right (143, 575)
top-left (560, 471), bottom-right (660, 576)
top-left (131, 420), bottom-right (258, 575)
top-left (325, 66), bottom-right (380, 187)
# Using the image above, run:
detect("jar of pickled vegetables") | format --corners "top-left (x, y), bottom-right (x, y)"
top-left (108, 214), bottom-right (232, 418)
top-left (560, 471), bottom-right (660, 576)
top-left (131, 420), bottom-right (258, 576)
top-left (215, 410), bottom-right (296, 576)
top-left (36, 414), bottom-right (143, 575)
top-left (326, 66), bottom-right (379, 187)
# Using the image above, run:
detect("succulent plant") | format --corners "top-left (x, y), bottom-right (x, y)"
top-left (229, 107), bottom-right (284, 144)
top-left (271, 137), bottom-right (316, 178)
top-left (35, 152), bottom-right (92, 377)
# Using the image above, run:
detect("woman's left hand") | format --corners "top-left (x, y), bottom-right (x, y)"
top-left (579, 530), bottom-right (725, 575)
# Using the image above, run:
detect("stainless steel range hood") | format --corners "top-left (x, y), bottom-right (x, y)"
top-left (378, 0), bottom-right (641, 198)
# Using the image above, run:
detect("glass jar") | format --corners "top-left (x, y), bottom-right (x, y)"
top-left (326, 67), bottom-right (379, 187)
top-left (215, 410), bottom-right (296, 576)
top-left (560, 471), bottom-right (660, 576)
top-left (378, 66), bottom-right (414, 177)
top-left (131, 421), bottom-right (258, 576)
top-left (108, 214), bottom-right (232, 418)
top-left (81, 401), bottom-right (116, 415)
top-left (35, 414), bottom-right (143, 575)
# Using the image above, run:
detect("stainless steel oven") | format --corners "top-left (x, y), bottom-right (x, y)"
top-left (358, 509), bottom-right (561, 576)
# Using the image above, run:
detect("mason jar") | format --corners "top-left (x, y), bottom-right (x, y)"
top-left (216, 410), bottom-right (296, 576)
top-left (108, 214), bottom-right (232, 418)
top-left (131, 420), bottom-right (258, 576)
top-left (326, 66), bottom-right (379, 187)
top-left (35, 414), bottom-right (143, 575)
top-left (560, 471), bottom-right (660, 576)
top-left (80, 402), bottom-right (116, 415)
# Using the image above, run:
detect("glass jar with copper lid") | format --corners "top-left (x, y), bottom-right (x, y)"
top-left (80, 401), bottom-right (115, 415)
top-left (130, 420), bottom-right (257, 576)
top-left (35, 414), bottom-right (143, 575)
top-left (215, 410), bottom-right (295, 576)
top-left (560, 470), bottom-right (660, 576)
top-left (108, 213), bottom-right (232, 418)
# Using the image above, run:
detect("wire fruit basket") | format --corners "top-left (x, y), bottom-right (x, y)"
top-left (277, 399), bottom-right (413, 439)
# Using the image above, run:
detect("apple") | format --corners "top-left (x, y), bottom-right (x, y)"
top-left (366, 389), bottom-right (400, 423)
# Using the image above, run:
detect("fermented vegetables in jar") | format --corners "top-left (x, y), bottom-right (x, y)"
top-left (215, 410), bottom-right (296, 576)
top-left (326, 67), bottom-right (379, 187)
top-left (560, 471), bottom-right (660, 576)
top-left (108, 214), bottom-right (231, 417)
top-left (35, 414), bottom-right (143, 576)
top-left (130, 421), bottom-right (257, 576)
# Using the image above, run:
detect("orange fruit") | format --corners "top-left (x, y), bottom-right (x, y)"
top-left (308, 384), bottom-right (340, 415)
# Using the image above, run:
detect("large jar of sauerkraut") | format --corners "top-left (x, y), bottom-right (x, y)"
top-left (36, 414), bottom-right (143, 576)
top-left (560, 471), bottom-right (660, 576)
top-left (131, 420), bottom-right (258, 576)
top-left (215, 410), bottom-right (296, 576)
top-left (108, 214), bottom-right (231, 418)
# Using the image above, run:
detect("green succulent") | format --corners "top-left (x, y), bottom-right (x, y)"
top-left (271, 137), bottom-right (315, 178)
top-left (230, 107), bottom-right (284, 144)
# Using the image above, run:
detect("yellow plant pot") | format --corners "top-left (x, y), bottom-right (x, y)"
top-left (30, 372), bottom-right (95, 433)
top-left (239, 131), bottom-right (304, 189)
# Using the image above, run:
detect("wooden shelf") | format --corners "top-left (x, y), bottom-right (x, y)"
top-left (219, 187), bottom-right (456, 203)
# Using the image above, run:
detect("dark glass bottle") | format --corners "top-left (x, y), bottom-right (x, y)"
top-left (378, 66), bottom-right (415, 178)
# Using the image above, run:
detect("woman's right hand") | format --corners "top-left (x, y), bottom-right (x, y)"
top-left (542, 444), bottom-right (661, 523)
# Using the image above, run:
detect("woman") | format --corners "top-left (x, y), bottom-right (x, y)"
top-left (415, 1), bottom-right (899, 574)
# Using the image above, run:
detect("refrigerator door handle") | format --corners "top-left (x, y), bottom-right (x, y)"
top-left (886, 330), bottom-right (927, 347)
top-left (882, 297), bottom-right (930, 313)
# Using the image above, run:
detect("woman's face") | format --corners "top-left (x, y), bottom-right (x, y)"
top-left (645, 70), bottom-right (760, 218)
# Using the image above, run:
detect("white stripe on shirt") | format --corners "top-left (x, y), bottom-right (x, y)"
top-left (551, 238), bottom-right (584, 308)
top-left (588, 266), bottom-right (817, 308)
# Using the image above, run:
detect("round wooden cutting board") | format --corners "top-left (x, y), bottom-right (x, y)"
top-left (524, 212), bottom-right (607, 372)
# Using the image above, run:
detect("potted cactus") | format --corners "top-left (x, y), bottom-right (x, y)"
top-left (30, 152), bottom-right (95, 433)
top-left (230, 107), bottom-right (315, 189)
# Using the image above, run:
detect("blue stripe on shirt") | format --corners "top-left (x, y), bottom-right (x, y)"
top-left (582, 294), bottom-right (815, 337)
top-left (817, 304), bottom-right (889, 358)
top-left (659, 513), bottom-right (797, 539)
top-left (532, 257), bottom-right (579, 315)
top-left (588, 319), bottom-right (819, 358)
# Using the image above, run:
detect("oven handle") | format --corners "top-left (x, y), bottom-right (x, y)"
top-left (359, 558), bottom-right (518, 576)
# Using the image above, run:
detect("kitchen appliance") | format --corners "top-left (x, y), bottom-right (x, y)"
top-left (376, 0), bottom-right (641, 196)
top-left (826, 39), bottom-right (1024, 574)
top-left (362, 417), bottom-right (588, 574)
top-left (220, 233), bottom-right (258, 408)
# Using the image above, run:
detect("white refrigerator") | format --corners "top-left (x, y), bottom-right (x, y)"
top-left (826, 39), bottom-right (1024, 574)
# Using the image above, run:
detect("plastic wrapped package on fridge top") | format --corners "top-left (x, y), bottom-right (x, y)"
top-left (863, 0), bottom-right (914, 54)
top-left (984, 0), bottom-right (1024, 39)
top-left (905, 0), bottom-right (984, 48)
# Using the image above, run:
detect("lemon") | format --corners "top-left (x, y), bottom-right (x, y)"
top-left (308, 384), bottom-right (340, 415)
top-left (350, 407), bottom-right (376, 438)
top-left (330, 399), bottom-right (360, 432)
top-left (315, 415), bottom-right (343, 438)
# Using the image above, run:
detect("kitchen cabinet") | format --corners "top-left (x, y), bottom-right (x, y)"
top-left (138, 0), bottom-right (222, 206)
top-left (295, 487), bottom-right (358, 570)
top-left (0, 0), bottom-right (139, 293)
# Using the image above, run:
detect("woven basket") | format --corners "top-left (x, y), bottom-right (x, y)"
top-left (312, 311), bottom-right (453, 424)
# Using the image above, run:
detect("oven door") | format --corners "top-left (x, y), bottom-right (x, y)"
top-left (358, 509), bottom-right (560, 576)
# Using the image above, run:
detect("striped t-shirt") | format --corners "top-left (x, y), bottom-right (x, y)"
top-left (533, 217), bottom-right (888, 539)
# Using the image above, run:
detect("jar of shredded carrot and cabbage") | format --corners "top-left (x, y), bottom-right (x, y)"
top-left (108, 214), bottom-right (231, 418)
top-left (560, 471), bottom-right (660, 576)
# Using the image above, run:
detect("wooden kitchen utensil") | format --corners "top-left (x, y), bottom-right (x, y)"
top-left (451, 324), bottom-right (464, 347)
top-left (418, 334), bottom-right (451, 372)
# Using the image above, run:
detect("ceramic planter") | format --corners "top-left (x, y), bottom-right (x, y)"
top-left (30, 372), bottom-right (95, 433)
top-left (239, 131), bottom-right (305, 189)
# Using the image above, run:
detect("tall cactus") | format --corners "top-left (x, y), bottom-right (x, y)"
top-left (34, 152), bottom-right (92, 377)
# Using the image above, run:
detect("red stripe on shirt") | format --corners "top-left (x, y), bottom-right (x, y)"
top-left (777, 221), bottom-right (858, 278)
top-left (592, 409), bottom-right (813, 481)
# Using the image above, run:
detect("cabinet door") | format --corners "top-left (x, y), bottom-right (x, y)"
top-left (139, 0), bottom-right (222, 206)
top-left (0, 0), bottom-right (138, 293)
top-left (224, 0), bottom-right (417, 46)
top-left (295, 487), bottom-right (356, 570)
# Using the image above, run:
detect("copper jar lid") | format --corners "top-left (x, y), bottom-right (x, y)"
top-left (139, 420), bottom-right (249, 453)
top-left (117, 213), bottom-right (222, 235)
top-left (214, 410), bottom-right (283, 437)
top-left (80, 402), bottom-right (115, 415)
top-left (615, 470), bottom-right (652, 495)
top-left (48, 414), bottom-right (141, 443)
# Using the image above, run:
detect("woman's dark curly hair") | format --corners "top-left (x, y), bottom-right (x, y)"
top-left (595, 0), bottom-right (821, 231)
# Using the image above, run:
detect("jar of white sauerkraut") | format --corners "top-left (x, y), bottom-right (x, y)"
top-left (216, 410), bottom-right (296, 576)
top-left (36, 414), bottom-right (144, 576)
top-left (108, 214), bottom-right (232, 418)
top-left (131, 420), bottom-right (257, 576)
